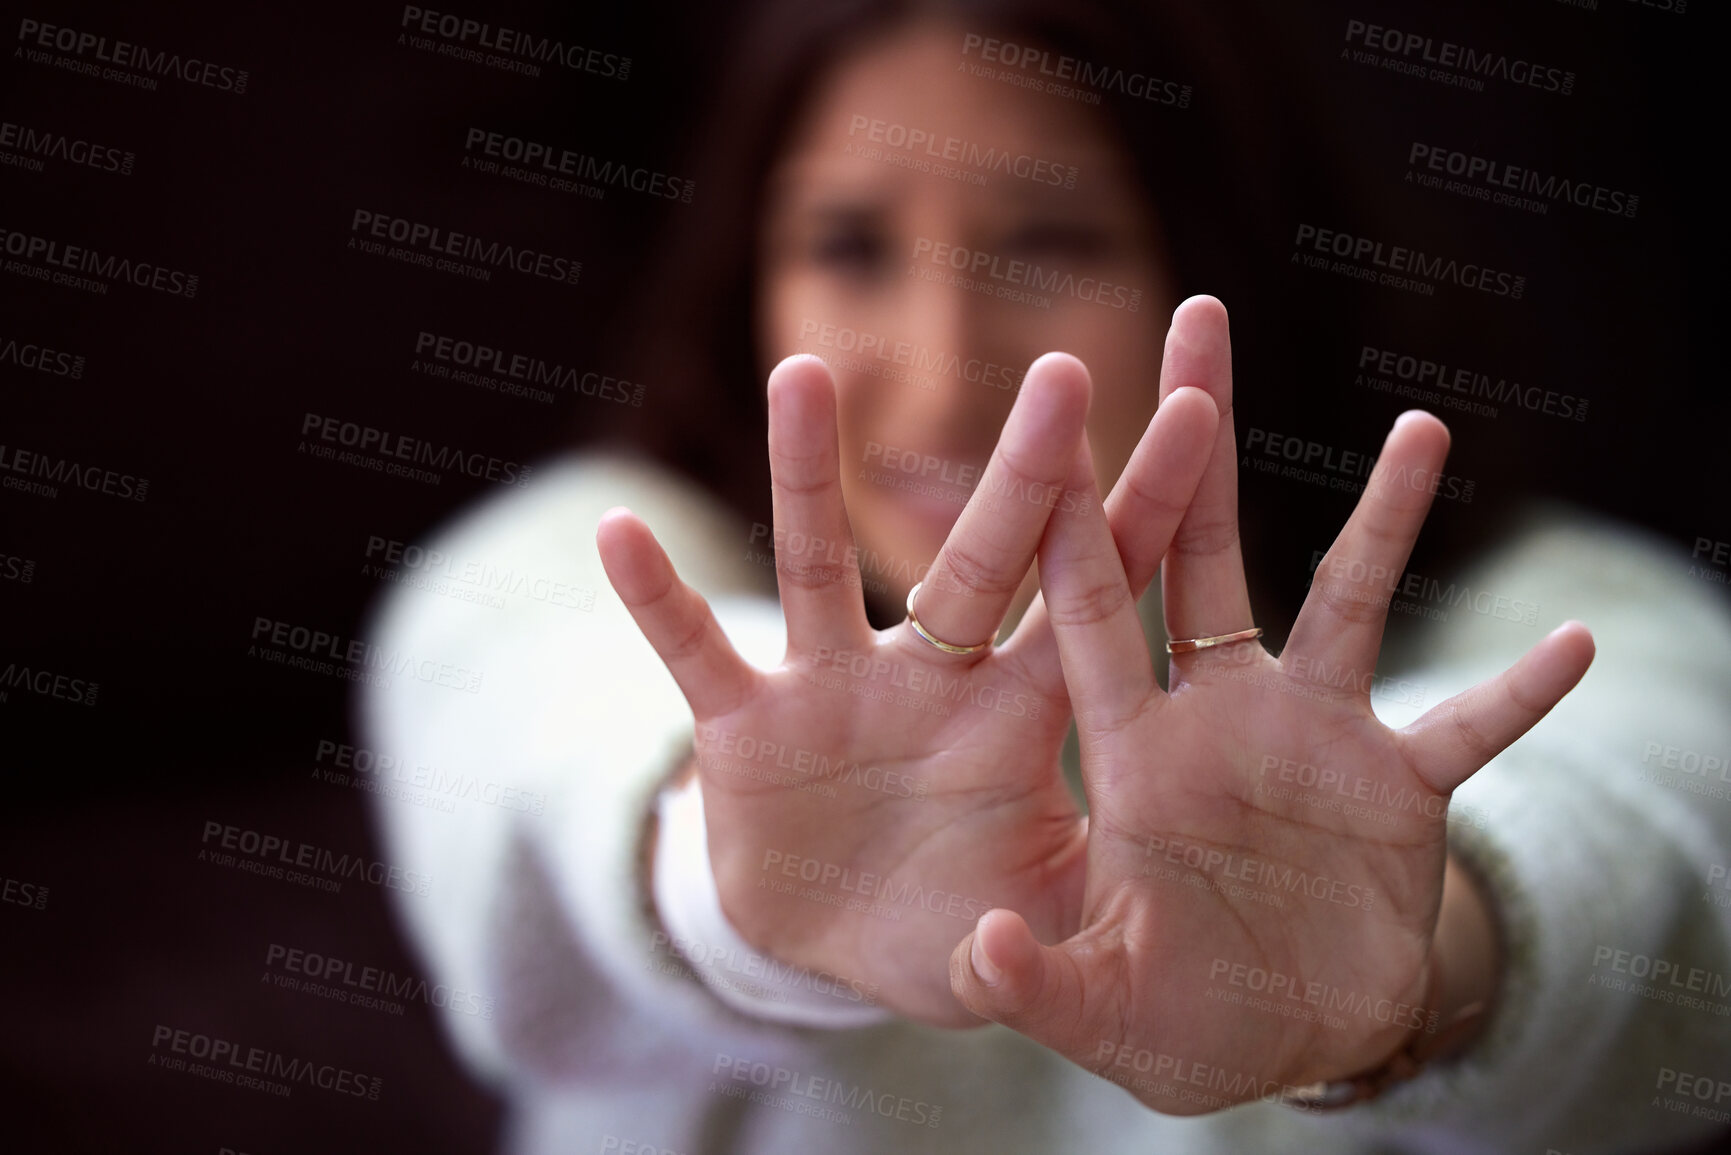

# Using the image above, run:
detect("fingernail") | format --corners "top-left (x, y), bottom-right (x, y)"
top-left (971, 931), bottom-right (1002, 987)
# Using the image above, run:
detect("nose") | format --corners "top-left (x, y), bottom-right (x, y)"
top-left (884, 265), bottom-right (1019, 463)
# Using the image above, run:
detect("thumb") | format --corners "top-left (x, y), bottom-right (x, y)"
top-left (949, 909), bottom-right (1069, 1030)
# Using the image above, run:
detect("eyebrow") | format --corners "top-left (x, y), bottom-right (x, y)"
top-left (767, 151), bottom-right (1135, 218)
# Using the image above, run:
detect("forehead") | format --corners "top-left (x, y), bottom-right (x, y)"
top-left (770, 21), bottom-right (1131, 207)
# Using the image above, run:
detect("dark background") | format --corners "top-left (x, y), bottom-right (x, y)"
top-left (2, 1), bottom-right (1724, 1151)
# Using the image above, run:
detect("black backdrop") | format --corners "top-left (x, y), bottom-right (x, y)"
top-left (2, 1), bottom-right (1725, 1152)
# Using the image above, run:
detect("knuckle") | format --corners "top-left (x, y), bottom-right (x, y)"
top-left (1446, 700), bottom-right (1500, 762)
top-left (1310, 579), bottom-right (1389, 626)
top-left (992, 442), bottom-right (1065, 499)
top-left (937, 539), bottom-right (1022, 598)
top-left (663, 608), bottom-right (713, 662)
top-left (775, 556), bottom-right (855, 593)
top-left (1171, 510), bottom-right (1240, 560)
top-left (769, 449), bottom-right (841, 498)
top-left (1122, 473), bottom-right (1189, 524)
top-left (1048, 579), bottom-right (1134, 629)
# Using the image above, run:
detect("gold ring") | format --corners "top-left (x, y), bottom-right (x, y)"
top-left (1166, 627), bottom-right (1264, 655)
top-left (906, 581), bottom-right (992, 655)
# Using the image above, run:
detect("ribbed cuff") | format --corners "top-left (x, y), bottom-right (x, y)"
top-left (651, 775), bottom-right (895, 1028)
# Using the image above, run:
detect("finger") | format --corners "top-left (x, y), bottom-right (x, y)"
top-left (1004, 385), bottom-right (1219, 699)
top-left (1030, 438), bottom-right (1158, 732)
top-left (1158, 296), bottom-right (1256, 651)
top-left (1401, 620), bottom-right (1595, 793)
top-left (950, 908), bottom-right (1075, 1030)
top-left (1284, 411), bottom-right (1450, 681)
top-left (903, 352), bottom-right (1089, 656)
top-left (766, 355), bottom-right (874, 656)
top-left (597, 508), bottom-right (761, 720)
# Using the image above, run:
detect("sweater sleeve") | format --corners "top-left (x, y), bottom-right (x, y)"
top-left (1318, 506), bottom-right (1731, 1154)
top-left (355, 454), bottom-right (799, 1090)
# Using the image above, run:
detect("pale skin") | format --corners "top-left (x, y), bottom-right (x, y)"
top-left (595, 22), bottom-right (1594, 1111)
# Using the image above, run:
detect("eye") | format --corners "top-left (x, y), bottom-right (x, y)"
top-left (809, 223), bottom-right (890, 274)
top-left (1000, 220), bottom-right (1110, 261)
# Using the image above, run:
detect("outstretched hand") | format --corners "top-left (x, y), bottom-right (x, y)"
top-left (950, 301), bottom-right (1595, 1108)
top-left (599, 343), bottom-right (1218, 1025)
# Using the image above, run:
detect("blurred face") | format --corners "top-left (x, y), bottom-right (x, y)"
top-left (758, 21), bottom-right (1175, 617)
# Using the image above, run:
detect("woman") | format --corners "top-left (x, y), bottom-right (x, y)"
top-left (360, 1), bottom-right (1731, 1151)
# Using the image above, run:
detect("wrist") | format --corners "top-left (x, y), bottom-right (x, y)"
top-left (650, 773), bottom-right (894, 1027)
top-left (1283, 849), bottom-right (1502, 1110)
top-left (1428, 850), bottom-right (1503, 1055)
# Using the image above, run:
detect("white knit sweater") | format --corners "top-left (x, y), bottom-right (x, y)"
top-left (360, 453), bottom-right (1731, 1155)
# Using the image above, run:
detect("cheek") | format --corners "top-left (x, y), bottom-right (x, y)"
top-left (760, 270), bottom-right (907, 382)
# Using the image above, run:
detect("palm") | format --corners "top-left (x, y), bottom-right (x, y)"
top-left (948, 298), bottom-right (1594, 1109)
top-left (1064, 657), bottom-right (1448, 1096)
top-left (695, 646), bottom-right (1085, 1018)
top-left (598, 350), bottom-right (1220, 1025)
